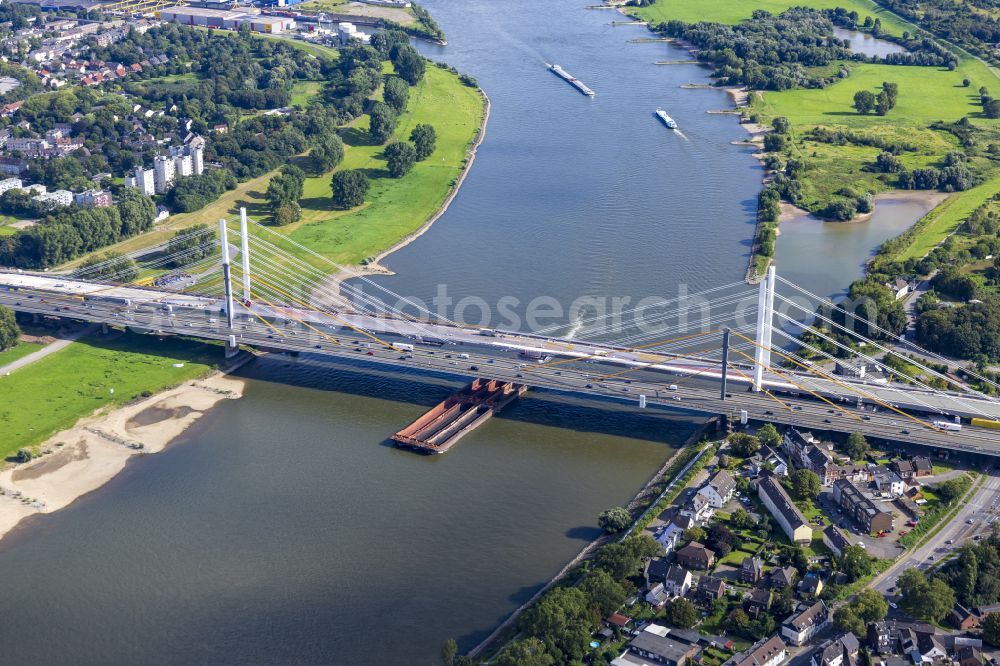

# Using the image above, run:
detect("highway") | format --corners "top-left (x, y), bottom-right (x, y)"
top-left (871, 471), bottom-right (1000, 594)
top-left (7, 271), bottom-right (1000, 456)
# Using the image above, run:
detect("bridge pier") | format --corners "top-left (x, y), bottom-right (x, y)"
top-left (225, 334), bottom-right (240, 359)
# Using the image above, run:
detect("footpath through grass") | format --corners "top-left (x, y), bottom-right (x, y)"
top-left (0, 332), bottom-right (221, 457)
top-left (0, 340), bottom-right (44, 368)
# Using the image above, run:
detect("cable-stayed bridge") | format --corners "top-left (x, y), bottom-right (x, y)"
top-left (4, 211), bottom-right (1000, 457)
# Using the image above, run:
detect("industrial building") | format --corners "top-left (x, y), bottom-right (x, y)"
top-left (156, 7), bottom-right (295, 34)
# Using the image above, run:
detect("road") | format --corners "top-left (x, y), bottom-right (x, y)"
top-left (0, 323), bottom-right (97, 376)
top-left (8, 272), bottom-right (1000, 456)
top-left (870, 470), bottom-right (1000, 594)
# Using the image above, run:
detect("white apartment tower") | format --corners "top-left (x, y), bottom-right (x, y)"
top-left (153, 155), bottom-right (175, 194)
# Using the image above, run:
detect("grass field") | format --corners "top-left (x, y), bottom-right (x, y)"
top-left (886, 171), bottom-right (1000, 261)
top-left (290, 80), bottom-right (323, 107)
top-left (628, 0), bottom-right (911, 36)
top-left (0, 340), bottom-right (44, 368)
top-left (754, 61), bottom-right (994, 126)
top-left (0, 332), bottom-right (221, 456)
top-left (280, 64), bottom-right (483, 265)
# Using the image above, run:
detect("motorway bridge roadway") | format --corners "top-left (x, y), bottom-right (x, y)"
top-left (5, 272), bottom-right (1000, 457)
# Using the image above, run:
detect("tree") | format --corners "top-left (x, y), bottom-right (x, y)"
top-left (875, 90), bottom-right (892, 116)
top-left (727, 608), bottom-right (751, 632)
top-left (844, 432), bottom-right (870, 461)
top-left (964, 78), bottom-right (972, 87)
top-left (441, 638), bottom-right (458, 666)
top-left (854, 588), bottom-right (889, 622)
top-left (579, 569), bottom-right (627, 616)
top-left (166, 224), bottom-right (213, 267)
top-left (985, 99), bottom-right (1000, 119)
top-left (875, 151), bottom-right (902, 173)
top-left (763, 132), bottom-right (787, 152)
top-left (391, 44), bottom-right (426, 85)
top-left (410, 123), bottom-right (437, 161)
top-left (757, 423), bottom-right (781, 449)
top-left (520, 587), bottom-right (593, 661)
top-left (983, 613), bottom-right (1000, 647)
top-left (331, 169), bottom-right (370, 209)
top-left (15, 448), bottom-right (32, 463)
top-left (707, 523), bottom-right (739, 557)
top-left (684, 526), bottom-right (707, 543)
top-left (772, 116), bottom-right (790, 134)
top-left (899, 569), bottom-right (956, 622)
top-left (383, 76), bottom-right (410, 113)
top-left (494, 639), bottom-right (555, 666)
top-left (369, 101), bottom-right (398, 145)
top-left (598, 506), bottom-right (631, 534)
top-left (854, 90), bottom-right (876, 114)
top-left (840, 545), bottom-right (872, 582)
top-left (788, 468), bottom-right (820, 500)
top-left (384, 141), bottom-right (417, 178)
top-left (311, 135), bottom-right (345, 173)
top-left (272, 204), bottom-right (301, 227)
top-left (834, 606), bottom-right (865, 636)
top-left (116, 187), bottom-right (156, 237)
top-left (79, 251), bottom-right (138, 283)
top-left (665, 598), bottom-right (700, 629)
top-left (0, 304), bottom-right (19, 352)
top-left (731, 508), bottom-right (755, 530)
top-left (728, 432), bottom-right (761, 457)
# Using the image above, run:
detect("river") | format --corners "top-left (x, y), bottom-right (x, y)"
top-left (0, 2), bottom-right (920, 664)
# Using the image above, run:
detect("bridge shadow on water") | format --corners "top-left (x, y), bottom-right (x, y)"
top-left (231, 351), bottom-right (708, 447)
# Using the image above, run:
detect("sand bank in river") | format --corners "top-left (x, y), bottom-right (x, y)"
top-left (0, 373), bottom-right (243, 542)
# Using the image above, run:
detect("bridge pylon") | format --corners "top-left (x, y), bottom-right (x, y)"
top-left (219, 219), bottom-right (235, 331)
top-left (753, 265), bottom-right (776, 391)
top-left (239, 207), bottom-right (251, 305)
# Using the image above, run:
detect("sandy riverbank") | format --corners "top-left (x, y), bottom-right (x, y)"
top-left (777, 190), bottom-right (951, 224)
top-left (0, 373), bottom-right (244, 542)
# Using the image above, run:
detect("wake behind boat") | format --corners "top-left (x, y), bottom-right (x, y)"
top-left (547, 63), bottom-right (596, 96)
top-left (655, 107), bottom-right (678, 129)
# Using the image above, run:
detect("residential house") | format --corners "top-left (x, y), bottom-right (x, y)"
top-left (797, 575), bottom-right (824, 600)
top-left (821, 463), bottom-right (869, 487)
top-left (698, 470), bottom-right (737, 509)
top-left (913, 457), bottom-right (932, 477)
top-left (757, 474), bottom-right (813, 545)
top-left (956, 645), bottom-right (982, 666)
top-left (746, 587), bottom-right (772, 619)
top-left (32, 189), bottom-right (72, 208)
top-left (803, 445), bottom-right (834, 477)
top-left (0, 177), bottom-right (22, 195)
top-left (783, 428), bottom-right (815, 462)
top-left (723, 635), bottom-right (787, 666)
top-left (768, 567), bottom-right (798, 590)
top-left (645, 558), bottom-right (671, 589)
top-left (645, 583), bottom-right (670, 610)
top-left (741, 556), bottom-right (764, 584)
top-left (949, 604), bottom-right (981, 633)
top-left (811, 634), bottom-right (860, 666)
top-left (832, 480), bottom-right (894, 535)
top-left (73, 189), bottom-right (111, 208)
top-left (655, 522), bottom-right (683, 556)
top-left (675, 542), bottom-right (715, 570)
top-left (664, 565), bottom-right (693, 598)
top-left (695, 576), bottom-right (726, 604)
top-left (782, 601), bottom-right (830, 646)
top-left (613, 624), bottom-right (703, 666)
top-left (872, 467), bottom-right (905, 497)
top-left (886, 278), bottom-right (910, 300)
top-left (0, 157), bottom-right (27, 175)
top-left (822, 525), bottom-right (852, 559)
top-left (680, 493), bottom-right (714, 524)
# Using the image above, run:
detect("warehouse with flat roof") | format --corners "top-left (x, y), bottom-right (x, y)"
top-left (156, 7), bottom-right (295, 33)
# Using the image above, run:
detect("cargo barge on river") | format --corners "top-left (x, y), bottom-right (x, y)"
top-left (548, 64), bottom-right (595, 96)
top-left (392, 378), bottom-right (528, 454)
